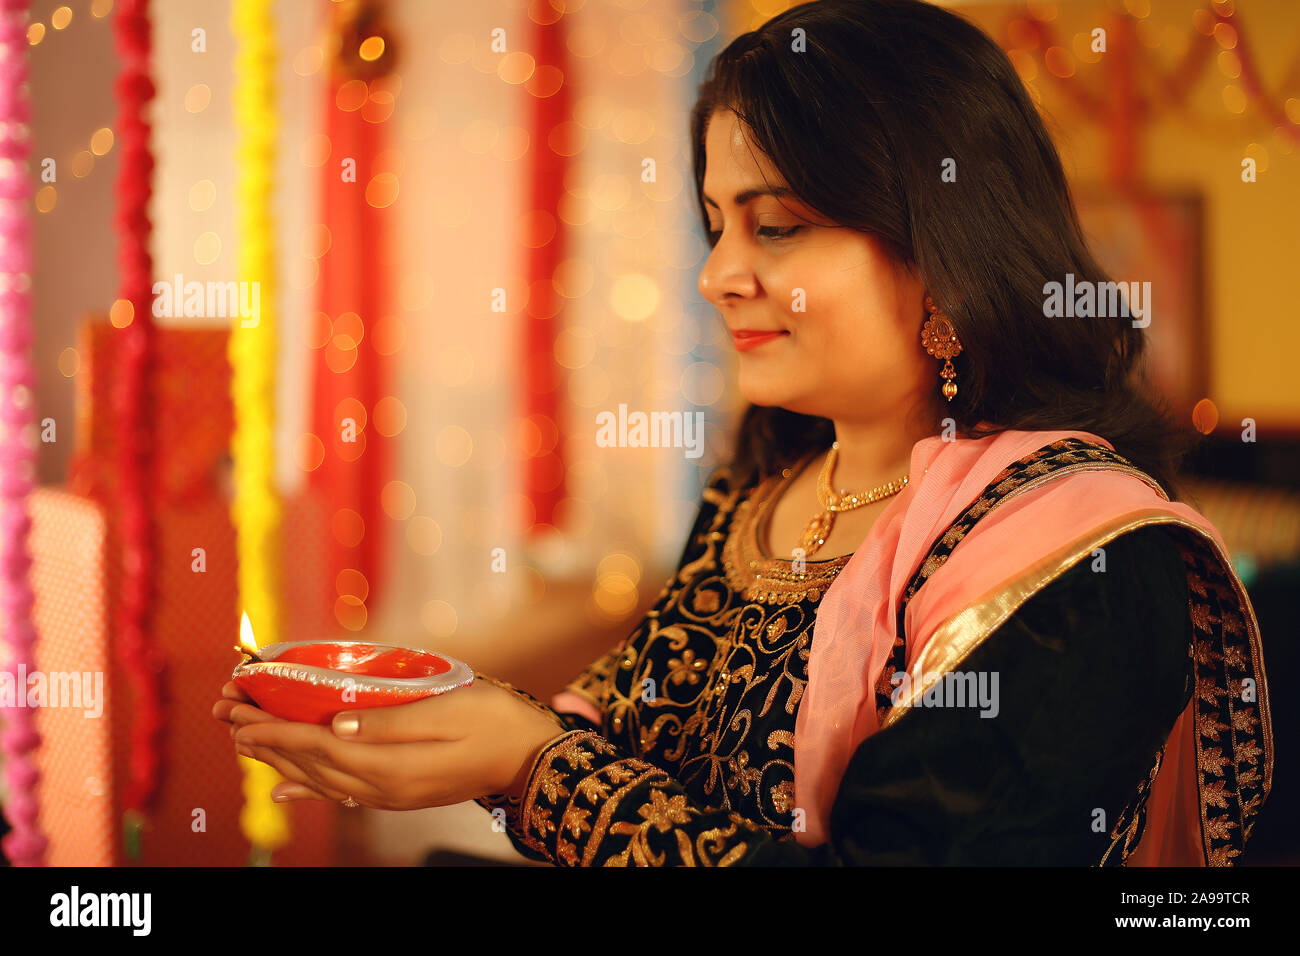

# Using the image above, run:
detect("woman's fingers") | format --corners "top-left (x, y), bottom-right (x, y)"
top-left (328, 678), bottom-right (506, 744)
top-left (213, 698), bottom-right (237, 723)
top-left (329, 693), bottom-right (459, 744)
top-left (235, 746), bottom-right (351, 803)
top-left (221, 680), bottom-right (252, 703)
top-left (271, 782), bottom-right (330, 803)
top-left (240, 743), bottom-right (379, 806)
top-left (228, 701), bottom-right (281, 726)
top-left (234, 719), bottom-right (389, 783)
top-left (213, 683), bottom-right (259, 724)
top-left (235, 719), bottom-right (456, 809)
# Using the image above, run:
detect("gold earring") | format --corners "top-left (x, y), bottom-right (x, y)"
top-left (920, 295), bottom-right (962, 401)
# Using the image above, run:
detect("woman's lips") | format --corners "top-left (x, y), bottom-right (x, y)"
top-left (731, 330), bottom-right (790, 352)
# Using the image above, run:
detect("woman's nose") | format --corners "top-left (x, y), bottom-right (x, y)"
top-left (698, 237), bottom-right (758, 306)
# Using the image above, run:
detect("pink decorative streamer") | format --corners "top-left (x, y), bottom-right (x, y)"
top-left (0, 0), bottom-right (47, 867)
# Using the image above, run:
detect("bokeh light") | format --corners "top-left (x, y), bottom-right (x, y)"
top-left (302, 134), bottom-right (332, 167)
top-left (331, 508), bottom-right (366, 548)
top-left (371, 315), bottom-right (406, 356)
top-left (294, 45), bottom-right (324, 76)
top-left (298, 432), bottom-right (325, 472)
top-left (193, 231), bottom-right (222, 265)
top-left (365, 172), bottom-right (399, 208)
top-left (610, 273), bottom-right (660, 321)
top-left (381, 480), bottom-right (417, 520)
top-left (1192, 398), bottom-right (1220, 434)
top-left (109, 298), bottom-right (133, 328)
top-left (334, 594), bottom-right (367, 631)
top-left (499, 51), bottom-right (536, 85)
top-left (189, 179), bottom-right (216, 211)
top-left (373, 396), bottom-right (407, 437)
top-left (336, 568), bottom-right (370, 602)
top-left (336, 79), bottom-right (368, 112)
top-left (70, 150), bottom-right (94, 178)
top-left (436, 426), bottom-right (473, 467)
top-left (185, 83), bottom-right (211, 113)
top-left (406, 516), bottom-right (443, 555)
top-left (90, 127), bottom-right (114, 155)
top-left (420, 599), bottom-right (458, 638)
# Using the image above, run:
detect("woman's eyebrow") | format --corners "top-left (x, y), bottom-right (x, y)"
top-left (702, 185), bottom-right (794, 208)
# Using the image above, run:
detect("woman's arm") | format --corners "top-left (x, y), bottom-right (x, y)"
top-left (478, 524), bottom-right (1194, 866)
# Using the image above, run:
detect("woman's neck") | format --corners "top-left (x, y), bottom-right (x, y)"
top-left (826, 416), bottom-right (932, 492)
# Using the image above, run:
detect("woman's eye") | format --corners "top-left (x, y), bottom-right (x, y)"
top-left (757, 224), bottom-right (803, 240)
top-left (705, 224), bottom-right (803, 245)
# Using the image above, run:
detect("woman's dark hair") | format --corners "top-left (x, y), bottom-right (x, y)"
top-left (690, 0), bottom-right (1199, 500)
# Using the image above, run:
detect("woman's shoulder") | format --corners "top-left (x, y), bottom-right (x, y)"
top-left (943, 440), bottom-right (1201, 604)
top-left (1096, 521), bottom-right (1186, 566)
top-left (1021, 522), bottom-right (1191, 636)
top-left (703, 463), bottom-right (734, 492)
top-left (702, 452), bottom-right (816, 499)
top-left (698, 462), bottom-right (763, 504)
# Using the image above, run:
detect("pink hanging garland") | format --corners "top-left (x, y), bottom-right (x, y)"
top-left (0, 0), bottom-right (46, 867)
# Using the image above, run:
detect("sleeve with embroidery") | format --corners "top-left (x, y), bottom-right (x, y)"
top-left (479, 524), bottom-right (1193, 866)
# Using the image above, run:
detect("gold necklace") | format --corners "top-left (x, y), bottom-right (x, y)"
top-left (797, 441), bottom-right (909, 558)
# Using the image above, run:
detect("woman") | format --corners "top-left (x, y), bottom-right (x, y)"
top-left (215, 0), bottom-right (1272, 866)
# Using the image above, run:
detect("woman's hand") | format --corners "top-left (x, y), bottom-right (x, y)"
top-left (210, 677), bottom-right (571, 809)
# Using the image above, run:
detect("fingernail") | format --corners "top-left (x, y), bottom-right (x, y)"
top-left (272, 794), bottom-right (290, 803)
top-left (333, 714), bottom-right (359, 737)
top-left (236, 746), bottom-right (253, 758)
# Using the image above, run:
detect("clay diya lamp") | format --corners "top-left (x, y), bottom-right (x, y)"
top-left (232, 639), bottom-right (474, 725)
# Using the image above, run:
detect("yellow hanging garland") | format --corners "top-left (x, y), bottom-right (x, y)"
top-left (230, 0), bottom-right (289, 861)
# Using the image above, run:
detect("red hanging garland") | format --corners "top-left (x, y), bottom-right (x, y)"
top-left (111, 0), bottom-right (163, 857)
top-left (522, 6), bottom-right (570, 534)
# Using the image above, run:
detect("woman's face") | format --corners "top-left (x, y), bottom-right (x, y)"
top-left (698, 109), bottom-right (933, 426)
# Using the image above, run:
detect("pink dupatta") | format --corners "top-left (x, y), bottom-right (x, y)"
top-left (796, 428), bottom-right (1273, 864)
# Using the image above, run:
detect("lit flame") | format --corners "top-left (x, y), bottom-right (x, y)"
top-left (239, 612), bottom-right (259, 653)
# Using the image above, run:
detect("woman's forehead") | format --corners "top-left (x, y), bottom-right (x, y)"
top-left (704, 111), bottom-right (783, 185)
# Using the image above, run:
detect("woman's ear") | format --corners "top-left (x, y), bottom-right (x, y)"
top-left (894, 260), bottom-right (930, 315)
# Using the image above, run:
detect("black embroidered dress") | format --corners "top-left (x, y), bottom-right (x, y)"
top-left (475, 445), bottom-right (1211, 866)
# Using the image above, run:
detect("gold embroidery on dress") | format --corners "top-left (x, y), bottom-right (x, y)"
top-left (517, 731), bottom-right (760, 867)
top-left (721, 456), bottom-right (854, 605)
